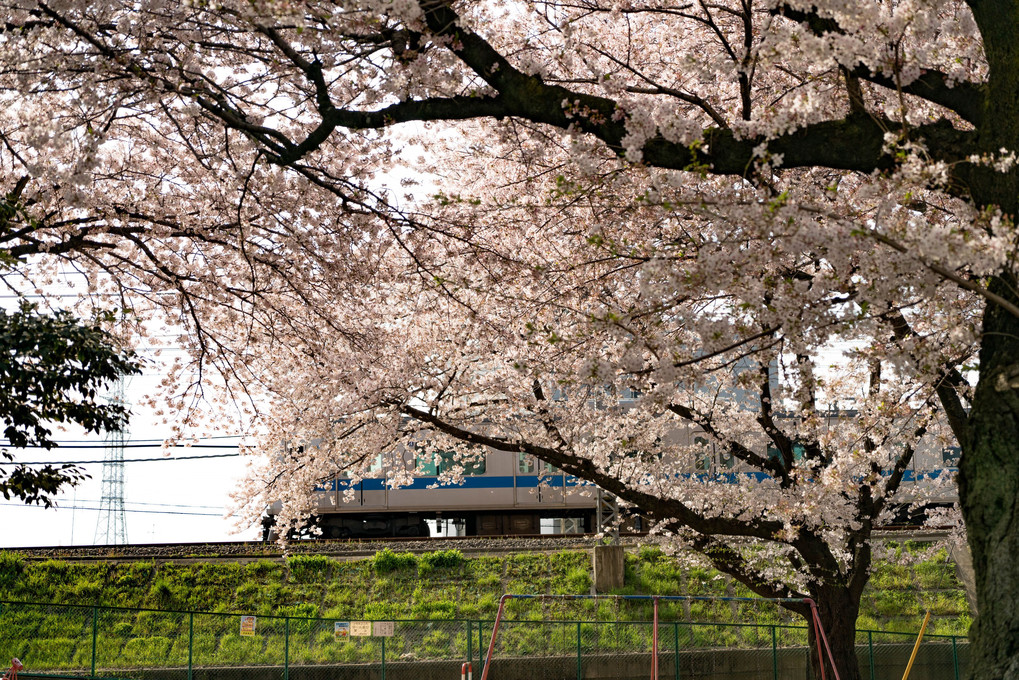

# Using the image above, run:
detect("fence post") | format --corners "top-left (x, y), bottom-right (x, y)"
top-left (952, 637), bottom-right (960, 680)
top-left (187, 612), bottom-right (194, 680)
top-left (284, 617), bottom-right (290, 680)
top-left (771, 625), bottom-right (777, 680)
top-left (868, 631), bottom-right (875, 680)
top-left (576, 621), bottom-right (582, 680)
top-left (90, 606), bottom-right (98, 677)
top-left (381, 636), bottom-right (386, 680)
top-left (467, 620), bottom-right (473, 665)
top-left (673, 622), bottom-right (680, 680)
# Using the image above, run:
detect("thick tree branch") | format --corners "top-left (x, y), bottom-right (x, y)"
top-left (882, 311), bottom-right (973, 446)
top-left (399, 402), bottom-right (790, 541)
top-left (417, 0), bottom-right (977, 177)
top-left (756, 361), bottom-right (798, 480)
top-left (36, 0), bottom-right (979, 185)
top-left (665, 400), bottom-right (788, 484)
top-left (776, 4), bottom-right (985, 126)
top-left (277, 95), bottom-right (513, 165)
top-left (684, 529), bottom-right (812, 615)
top-left (850, 66), bottom-right (985, 128)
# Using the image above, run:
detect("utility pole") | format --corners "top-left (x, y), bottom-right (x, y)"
top-left (94, 378), bottom-right (128, 545)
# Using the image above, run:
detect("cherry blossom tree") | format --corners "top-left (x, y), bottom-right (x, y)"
top-left (0, 0), bottom-right (1014, 677)
top-left (244, 152), bottom-right (967, 679)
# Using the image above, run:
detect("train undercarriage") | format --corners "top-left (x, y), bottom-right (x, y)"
top-left (262, 509), bottom-right (600, 541)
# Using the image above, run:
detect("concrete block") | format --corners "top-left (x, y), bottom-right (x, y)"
top-left (593, 543), bottom-right (625, 592)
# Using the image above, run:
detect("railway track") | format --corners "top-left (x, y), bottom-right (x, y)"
top-left (1, 533), bottom-right (633, 562)
top-left (2, 526), bottom-right (950, 563)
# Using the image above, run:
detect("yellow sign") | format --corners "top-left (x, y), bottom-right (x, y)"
top-left (240, 615), bottom-right (256, 637)
top-left (350, 621), bottom-right (372, 636)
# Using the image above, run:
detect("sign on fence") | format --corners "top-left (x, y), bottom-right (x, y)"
top-left (349, 620), bottom-right (372, 636)
top-left (239, 615), bottom-right (256, 637)
top-left (334, 621), bottom-right (350, 638)
top-left (372, 621), bottom-right (395, 637)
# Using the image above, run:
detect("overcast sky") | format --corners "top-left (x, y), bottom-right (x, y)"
top-left (1, 363), bottom-right (260, 548)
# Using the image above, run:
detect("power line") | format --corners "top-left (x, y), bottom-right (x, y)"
top-left (1, 443), bottom-right (242, 449)
top-left (0, 453), bottom-right (242, 465)
top-left (0, 502), bottom-right (223, 517)
top-left (40, 435), bottom-right (245, 443)
top-left (76, 499), bottom-right (226, 510)
top-left (0, 290), bottom-right (154, 299)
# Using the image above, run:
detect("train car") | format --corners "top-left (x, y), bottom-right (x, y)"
top-left (263, 414), bottom-right (960, 540)
top-left (264, 447), bottom-right (600, 540)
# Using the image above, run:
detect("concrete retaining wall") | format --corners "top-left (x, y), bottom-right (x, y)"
top-left (19, 642), bottom-right (968, 680)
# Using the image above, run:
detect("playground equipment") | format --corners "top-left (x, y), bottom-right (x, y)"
top-left (479, 594), bottom-right (842, 680)
top-left (2, 658), bottom-right (23, 680)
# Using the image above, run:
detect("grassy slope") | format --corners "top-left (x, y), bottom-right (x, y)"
top-left (0, 543), bottom-right (969, 636)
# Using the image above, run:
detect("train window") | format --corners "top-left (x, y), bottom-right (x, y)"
top-left (368, 454), bottom-right (383, 474)
top-left (942, 446), bottom-right (961, 465)
top-left (620, 386), bottom-right (642, 400)
top-left (518, 453), bottom-right (535, 474)
top-left (417, 455), bottom-right (439, 476)
top-left (438, 450), bottom-right (487, 475)
top-left (518, 453), bottom-right (556, 474)
top-left (694, 437), bottom-right (712, 472)
top-left (718, 451), bottom-right (735, 469)
top-left (767, 443), bottom-right (806, 466)
top-left (417, 449), bottom-right (487, 475)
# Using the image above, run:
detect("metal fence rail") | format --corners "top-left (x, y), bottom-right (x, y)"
top-left (0, 600), bottom-right (967, 680)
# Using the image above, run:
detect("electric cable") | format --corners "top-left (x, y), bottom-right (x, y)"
top-left (0, 453), bottom-right (242, 465)
top-left (0, 502), bottom-right (223, 516)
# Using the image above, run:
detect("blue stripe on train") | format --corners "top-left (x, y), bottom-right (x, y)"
top-left (314, 467), bottom-right (957, 492)
top-left (315, 474), bottom-right (590, 492)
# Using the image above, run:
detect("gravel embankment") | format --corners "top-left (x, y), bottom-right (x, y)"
top-left (5, 534), bottom-right (631, 562)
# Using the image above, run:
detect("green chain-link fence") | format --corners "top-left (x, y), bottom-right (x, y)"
top-left (0, 601), bottom-right (967, 680)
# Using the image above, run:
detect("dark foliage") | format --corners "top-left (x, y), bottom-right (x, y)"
top-left (0, 301), bottom-right (141, 505)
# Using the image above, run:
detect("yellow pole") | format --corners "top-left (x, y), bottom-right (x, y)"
top-left (901, 611), bottom-right (932, 680)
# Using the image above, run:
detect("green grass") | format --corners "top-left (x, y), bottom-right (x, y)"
top-left (0, 542), bottom-right (971, 670)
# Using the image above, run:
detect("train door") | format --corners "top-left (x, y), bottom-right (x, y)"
top-left (357, 453), bottom-right (388, 508)
top-left (515, 452), bottom-right (565, 506)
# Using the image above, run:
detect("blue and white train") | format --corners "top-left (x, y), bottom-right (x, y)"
top-left (264, 449), bottom-right (598, 539)
top-left (262, 421), bottom-right (961, 540)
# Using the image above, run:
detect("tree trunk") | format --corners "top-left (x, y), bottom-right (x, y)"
top-left (806, 586), bottom-right (863, 680)
top-left (959, 273), bottom-right (1019, 680)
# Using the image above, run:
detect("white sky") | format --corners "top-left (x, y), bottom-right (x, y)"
top-left (0, 128), bottom-right (455, 549)
top-left (0, 257), bottom-right (270, 548)
top-left (1, 340), bottom-right (258, 548)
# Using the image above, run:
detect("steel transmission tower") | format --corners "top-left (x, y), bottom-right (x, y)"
top-left (94, 378), bottom-right (128, 545)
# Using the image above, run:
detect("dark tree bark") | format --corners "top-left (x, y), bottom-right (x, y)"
top-left (809, 586), bottom-right (864, 680)
top-left (955, 0), bottom-right (1019, 669)
top-left (960, 273), bottom-right (1019, 679)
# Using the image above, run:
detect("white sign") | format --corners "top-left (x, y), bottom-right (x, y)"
top-left (350, 621), bottom-right (372, 636)
top-left (372, 621), bottom-right (395, 637)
